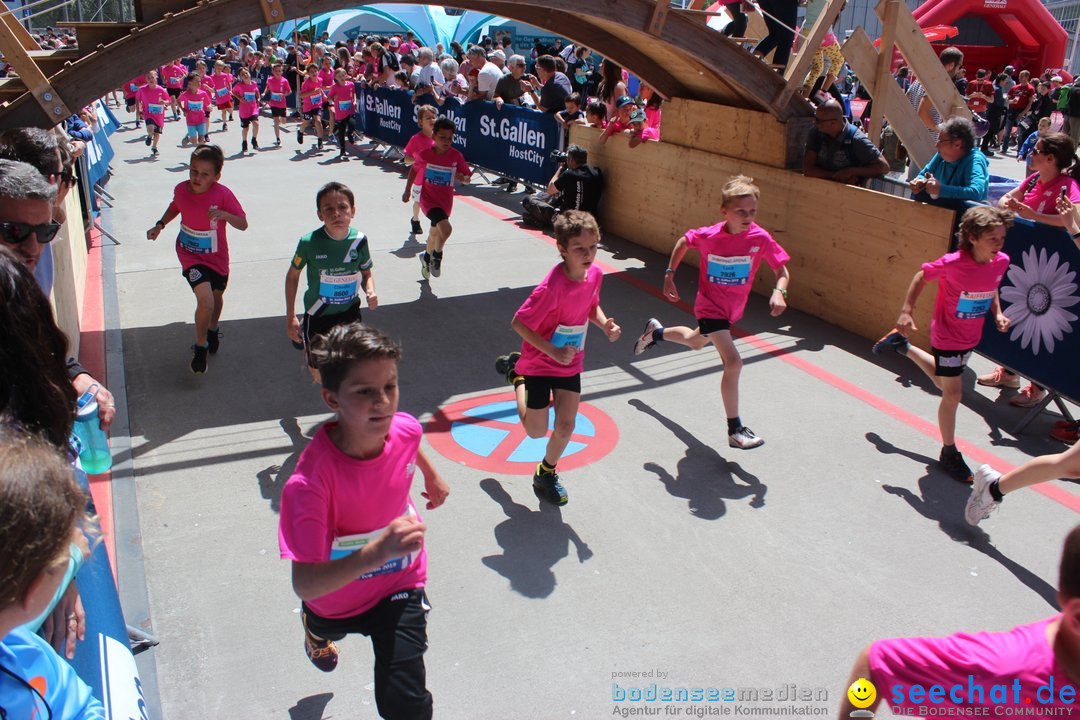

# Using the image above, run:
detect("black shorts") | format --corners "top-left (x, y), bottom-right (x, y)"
top-left (145, 118), bottom-right (162, 134)
top-left (167, 87), bottom-right (182, 97)
top-left (240, 115), bottom-right (258, 128)
top-left (125, 97), bottom-right (137, 111)
top-left (524, 373), bottom-right (581, 410)
top-left (270, 106), bottom-right (286, 118)
top-left (697, 317), bottom-right (732, 336)
top-left (304, 109), bottom-right (322, 121)
top-left (302, 301), bottom-right (362, 367)
top-left (425, 207), bottom-right (449, 226)
top-left (932, 347), bottom-right (974, 377)
top-left (183, 264), bottom-right (228, 292)
top-left (302, 589), bottom-right (432, 720)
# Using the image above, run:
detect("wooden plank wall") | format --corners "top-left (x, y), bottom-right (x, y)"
top-left (570, 124), bottom-right (955, 349)
top-left (661, 98), bottom-right (795, 169)
top-left (50, 192), bottom-right (88, 357)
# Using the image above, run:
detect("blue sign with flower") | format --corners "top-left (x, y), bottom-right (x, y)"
top-left (977, 217), bottom-right (1080, 401)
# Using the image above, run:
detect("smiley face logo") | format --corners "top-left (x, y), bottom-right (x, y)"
top-left (848, 677), bottom-right (877, 709)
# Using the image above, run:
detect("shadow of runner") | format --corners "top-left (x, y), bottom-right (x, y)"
top-left (257, 417), bottom-right (324, 513)
top-left (478, 477), bottom-right (592, 599)
top-left (288, 692), bottom-right (333, 720)
top-left (628, 398), bottom-right (767, 519)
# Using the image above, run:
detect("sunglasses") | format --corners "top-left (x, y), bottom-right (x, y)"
top-left (54, 170), bottom-right (76, 188)
top-left (0, 220), bottom-right (61, 245)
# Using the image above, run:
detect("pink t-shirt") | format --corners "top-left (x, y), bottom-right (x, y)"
top-left (136, 85), bottom-right (169, 126)
top-left (278, 416), bottom-right (427, 619)
top-left (123, 75), bottom-right (146, 99)
top-left (684, 222), bottom-right (790, 323)
top-left (167, 180), bottom-right (245, 275)
top-left (318, 68), bottom-right (335, 102)
top-left (179, 89), bottom-right (213, 126)
top-left (1020, 173), bottom-right (1080, 215)
top-left (328, 82), bottom-right (356, 121)
top-left (644, 105), bottom-right (662, 132)
top-left (514, 263), bottom-right (603, 378)
top-left (404, 132), bottom-right (435, 185)
top-left (232, 81), bottom-right (260, 119)
top-left (161, 64), bottom-right (186, 90)
top-left (211, 72), bottom-right (234, 106)
top-left (265, 76), bottom-right (290, 108)
top-left (638, 126), bottom-right (660, 141)
top-left (416, 146), bottom-right (471, 215)
top-left (301, 78), bottom-right (322, 112)
top-left (922, 250), bottom-right (1010, 351)
top-left (870, 616), bottom-right (1076, 717)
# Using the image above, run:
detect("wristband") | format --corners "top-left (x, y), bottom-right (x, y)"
top-left (664, 267), bottom-right (674, 274)
top-left (773, 287), bottom-right (788, 299)
top-left (155, 220), bottom-right (165, 229)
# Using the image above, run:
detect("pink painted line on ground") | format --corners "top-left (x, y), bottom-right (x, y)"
top-left (457, 194), bottom-right (1080, 514)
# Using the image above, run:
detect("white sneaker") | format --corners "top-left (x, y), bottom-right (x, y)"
top-left (633, 318), bottom-right (662, 356)
top-left (729, 426), bottom-right (764, 449)
top-left (965, 464), bottom-right (1002, 526)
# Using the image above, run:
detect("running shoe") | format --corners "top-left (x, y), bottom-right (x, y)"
top-left (1050, 426), bottom-right (1080, 445)
top-left (728, 426), bottom-right (764, 449)
top-left (144, 135), bottom-right (151, 146)
top-left (533, 464), bottom-right (568, 506)
top-left (939, 447), bottom-right (973, 484)
top-left (275, 138), bottom-right (281, 146)
top-left (207, 328), bottom-right (221, 355)
top-left (317, 137), bottom-right (324, 149)
top-left (430, 254), bottom-right (442, 278)
top-left (222, 121), bottom-right (228, 131)
top-left (297, 129), bottom-right (303, 144)
top-left (871, 329), bottom-right (909, 355)
top-left (494, 351), bottom-right (521, 386)
top-left (151, 147), bottom-right (159, 156)
top-left (965, 464), bottom-right (1002, 525)
top-left (251, 137), bottom-right (259, 149)
top-left (190, 344), bottom-right (209, 374)
top-left (419, 251), bottom-right (431, 280)
top-left (411, 219), bottom-right (423, 235)
top-left (976, 367), bottom-right (1021, 389)
top-left (1009, 384), bottom-right (1047, 408)
top-left (241, 140), bottom-right (248, 153)
top-left (303, 618), bottom-right (339, 672)
top-left (633, 318), bottom-right (662, 355)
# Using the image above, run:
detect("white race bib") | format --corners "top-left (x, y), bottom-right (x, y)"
top-left (329, 505), bottom-right (418, 581)
top-left (147, 104), bottom-right (163, 115)
top-left (706, 254), bottom-right (752, 285)
top-left (956, 290), bottom-right (994, 319)
top-left (318, 271), bottom-right (359, 305)
top-left (177, 223), bottom-right (216, 254)
top-left (424, 163), bottom-right (454, 187)
top-left (550, 323), bottom-right (587, 350)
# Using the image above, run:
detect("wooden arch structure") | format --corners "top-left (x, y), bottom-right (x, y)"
top-left (0, 0), bottom-right (812, 128)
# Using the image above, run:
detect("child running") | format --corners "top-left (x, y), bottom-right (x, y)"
top-left (493, 211), bottom-right (621, 505)
top-left (211, 60), bottom-right (234, 130)
top-left (278, 322), bottom-right (448, 718)
top-left (328, 67), bottom-right (356, 160)
top-left (232, 66), bottom-right (261, 153)
top-left (145, 144), bottom-right (248, 374)
top-left (264, 61), bottom-right (291, 146)
top-left (872, 205), bottom-right (1013, 483)
top-left (401, 117), bottom-right (471, 279)
top-left (285, 182), bottom-right (377, 383)
top-left (136, 70), bottom-right (169, 156)
top-left (402, 105), bottom-right (437, 236)
top-left (122, 73), bottom-right (146, 126)
top-left (178, 72), bottom-right (212, 146)
top-left (633, 175), bottom-right (791, 449)
top-left (298, 64), bottom-right (326, 149)
top-left (161, 59), bottom-right (187, 119)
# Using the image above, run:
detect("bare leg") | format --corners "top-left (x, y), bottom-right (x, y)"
top-left (432, 218), bottom-right (452, 252)
top-left (412, 201), bottom-right (421, 222)
top-left (210, 289), bottom-right (225, 330)
top-left (999, 443), bottom-right (1080, 495)
top-left (543, 390), bottom-right (580, 466)
top-left (192, 283), bottom-right (215, 345)
top-left (710, 330), bottom-right (743, 420)
top-left (936, 375), bottom-right (962, 446)
top-left (425, 223), bottom-right (443, 255)
top-left (661, 325), bottom-right (711, 351)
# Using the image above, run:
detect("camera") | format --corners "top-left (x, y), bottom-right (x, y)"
top-left (550, 150), bottom-right (567, 164)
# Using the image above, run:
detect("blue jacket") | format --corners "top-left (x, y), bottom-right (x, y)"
top-left (916, 149), bottom-right (989, 202)
top-left (0, 626), bottom-right (104, 719)
top-left (64, 115), bottom-right (92, 142)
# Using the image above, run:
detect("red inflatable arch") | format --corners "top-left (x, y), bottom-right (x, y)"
top-left (912, 0), bottom-right (1067, 75)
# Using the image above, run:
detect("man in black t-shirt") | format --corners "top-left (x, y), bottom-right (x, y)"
top-left (521, 144), bottom-right (603, 227)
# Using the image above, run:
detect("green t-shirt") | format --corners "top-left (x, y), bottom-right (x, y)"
top-left (291, 227), bottom-right (373, 315)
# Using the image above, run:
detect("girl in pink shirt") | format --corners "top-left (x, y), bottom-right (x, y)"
top-left (318, 56), bottom-right (337, 138)
top-left (328, 68), bottom-right (356, 159)
top-left (493, 211), bottom-right (620, 506)
top-left (402, 105), bottom-right (437, 236)
top-left (136, 70), bottom-right (170, 156)
top-left (123, 74), bottom-right (147, 125)
top-left (161, 59), bottom-right (187, 119)
top-left (634, 175), bottom-right (790, 450)
top-left (626, 108), bottom-right (659, 148)
top-left (231, 66), bottom-right (261, 154)
top-left (872, 206), bottom-right (1013, 484)
top-left (298, 64), bottom-right (326, 150)
top-left (211, 60), bottom-right (234, 130)
top-left (178, 73), bottom-right (212, 145)
top-left (263, 62), bottom-right (291, 146)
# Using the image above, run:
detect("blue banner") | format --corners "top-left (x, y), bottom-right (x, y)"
top-left (976, 217), bottom-right (1080, 402)
top-left (357, 86), bottom-right (562, 186)
top-left (84, 101), bottom-right (117, 212)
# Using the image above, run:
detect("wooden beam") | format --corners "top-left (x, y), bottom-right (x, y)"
top-left (775, 0), bottom-right (845, 111)
top-left (1, 10), bottom-right (38, 50)
top-left (0, 15), bottom-right (70, 121)
top-left (257, 0), bottom-right (284, 26)
top-left (646, 0), bottom-right (670, 36)
top-left (875, 0), bottom-right (971, 123)
top-left (869, 0), bottom-right (900, 143)
top-left (843, 27), bottom-right (934, 168)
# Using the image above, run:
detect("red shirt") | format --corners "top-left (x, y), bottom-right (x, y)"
top-left (967, 79), bottom-right (993, 114)
top-left (1007, 82), bottom-right (1034, 112)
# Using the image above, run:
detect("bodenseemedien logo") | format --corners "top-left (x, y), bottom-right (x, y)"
top-left (848, 677), bottom-right (877, 717)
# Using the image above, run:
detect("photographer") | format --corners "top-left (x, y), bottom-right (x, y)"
top-left (521, 144), bottom-right (603, 228)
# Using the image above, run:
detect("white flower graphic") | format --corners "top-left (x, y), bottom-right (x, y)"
top-left (999, 247), bottom-right (1080, 355)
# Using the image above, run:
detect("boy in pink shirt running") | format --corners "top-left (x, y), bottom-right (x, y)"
top-left (872, 205), bottom-right (1013, 484)
top-left (161, 59), bottom-right (187, 119)
top-left (402, 105), bottom-right (437, 236)
top-left (494, 211), bottom-right (621, 505)
top-left (327, 68), bottom-right (356, 159)
top-left (231, 66), bottom-right (261, 154)
top-left (633, 175), bottom-right (791, 449)
top-left (136, 70), bottom-right (169, 156)
top-left (264, 62), bottom-right (291, 146)
top-left (839, 523), bottom-right (1080, 718)
top-left (401, 117), bottom-right (471, 279)
top-left (278, 323), bottom-right (448, 718)
top-left (145, 144), bottom-right (248, 374)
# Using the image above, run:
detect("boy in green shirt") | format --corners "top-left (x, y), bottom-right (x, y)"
top-left (286, 182), bottom-right (377, 381)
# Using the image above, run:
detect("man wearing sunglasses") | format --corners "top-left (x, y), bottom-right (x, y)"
top-left (0, 158), bottom-right (117, 433)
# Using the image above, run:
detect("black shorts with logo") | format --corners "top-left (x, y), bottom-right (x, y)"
top-left (183, 264), bottom-right (228, 292)
top-left (932, 346), bottom-right (974, 377)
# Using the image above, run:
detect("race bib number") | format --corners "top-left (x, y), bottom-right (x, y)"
top-left (956, 290), bottom-right (994, 319)
top-left (270, 92), bottom-right (283, 102)
top-left (318, 271), bottom-right (359, 305)
top-left (215, 87), bottom-right (228, 98)
top-left (424, 163), bottom-right (454, 187)
top-left (337, 100), bottom-right (353, 112)
top-left (329, 506), bottom-right (418, 581)
top-left (243, 92), bottom-right (257, 103)
top-left (188, 101), bottom-right (203, 112)
top-left (167, 75), bottom-right (182, 86)
top-left (128, 83), bottom-right (138, 92)
top-left (147, 104), bottom-right (163, 115)
top-left (177, 224), bottom-right (216, 254)
top-left (706, 254), bottom-right (752, 285)
top-left (550, 323), bottom-right (587, 350)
